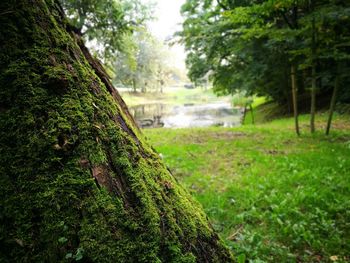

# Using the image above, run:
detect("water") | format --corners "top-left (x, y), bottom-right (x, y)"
top-left (129, 103), bottom-right (242, 129)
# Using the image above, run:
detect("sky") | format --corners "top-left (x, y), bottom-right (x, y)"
top-left (144, 0), bottom-right (187, 71)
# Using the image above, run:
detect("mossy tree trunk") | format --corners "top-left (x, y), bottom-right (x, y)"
top-left (0, 1), bottom-right (233, 262)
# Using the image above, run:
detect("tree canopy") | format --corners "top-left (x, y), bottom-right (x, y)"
top-left (114, 31), bottom-right (174, 93)
top-left (180, 0), bottom-right (350, 105)
top-left (60, 0), bottom-right (154, 61)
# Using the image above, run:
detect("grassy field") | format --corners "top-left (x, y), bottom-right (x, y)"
top-left (144, 113), bottom-right (350, 262)
top-left (119, 87), bottom-right (231, 106)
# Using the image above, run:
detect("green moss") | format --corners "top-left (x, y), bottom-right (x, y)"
top-left (0, 0), bottom-right (233, 262)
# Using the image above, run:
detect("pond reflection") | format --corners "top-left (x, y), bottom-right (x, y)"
top-left (129, 103), bottom-right (242, 129)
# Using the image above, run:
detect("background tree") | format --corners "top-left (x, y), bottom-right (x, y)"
top-left (114, 31), bottom-right (173, 93)
top-left (60, 0), bottom-right (153, 62)
top-left (0, 0), bottom-right (233, 261)
top-left (180, 0), bottom-right (350, 134)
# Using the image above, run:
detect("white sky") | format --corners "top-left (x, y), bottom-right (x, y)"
top-left (144, 0), bottom-right (187, 71)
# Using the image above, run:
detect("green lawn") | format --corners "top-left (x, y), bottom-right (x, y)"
top-left (144, 114), bottom-right (350, 262)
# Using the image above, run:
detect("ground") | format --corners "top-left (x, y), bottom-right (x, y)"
top-left (144, 113), bottom-right (350, 262)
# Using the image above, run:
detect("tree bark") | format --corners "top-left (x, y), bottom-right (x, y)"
top-left (0, 1), bottom-right (233, 262)
top-left (291, 64), bottom-right (300, 135)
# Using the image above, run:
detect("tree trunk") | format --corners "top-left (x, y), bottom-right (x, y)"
top-left (132, 78), bottom-right (137, 93)
top-left (249, 104), bottom-right (255, 125)
top-left (291, 64), bottom-right (300, 135)
top-left (310, 64), bottom-right (316, 133)
top-left (242, 104), bottom-right (247, 124)
top-left (310, 16), bottom-right (317, 133)
top-left (0, 1), bottom-right (233, 262)
top-left (326, 72), bottom-right (340, 135)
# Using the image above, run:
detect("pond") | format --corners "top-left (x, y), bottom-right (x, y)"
top-left (129, 103), bottom-right (243, 129)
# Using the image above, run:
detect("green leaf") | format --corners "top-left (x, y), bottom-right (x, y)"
top-left (75, 248), bottom-right (84, 261)
top-left (58, 237), bottom-right (68, 243)
top-left (237, 253), bottom-right (246, 263)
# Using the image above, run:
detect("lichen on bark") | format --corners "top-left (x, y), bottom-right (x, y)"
top-left (0, 0), bottom-right (233, 262)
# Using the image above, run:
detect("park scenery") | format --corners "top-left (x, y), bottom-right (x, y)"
top-left (0, 0), bottom-right (349, 262)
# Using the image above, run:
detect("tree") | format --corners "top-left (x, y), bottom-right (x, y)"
top-left (179, 0), bottom-right (296, 103)
top-left (180, 0), bottom-right (306, 135)
top-left (60, 0), bottom-right (153, 62)
top-left (326, 67), bottom-right (340, 135)
top-left (114, 31), bottom-right (172, 93)
top-left (313, 3), bottom-right (350, 134)
top-left (0, 1), bottom-right (233, 261)
top-left (310, 11), bottom-right (317, 133)
top-left (180, 0), bottom-right (350, 134)
top-left (291, 64), bottom-right (301, 135)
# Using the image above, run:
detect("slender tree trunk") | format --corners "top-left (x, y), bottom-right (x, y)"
top-left (242, 104), bottom-right (247, 124)
top-left (326, 71), bottom-right (340, 135)
top-left (249, 104), bottom-right (255, 124)
top-left (310, 16), bottom-right (317, 133)
top-left (310, 65), bottom-right (316, 133)
top-left (291, 64), bottom-right (300, 135)
top-left (132, 78), bottom-right (137, 93)
top-left (0, 1), bottom-right (233, 262)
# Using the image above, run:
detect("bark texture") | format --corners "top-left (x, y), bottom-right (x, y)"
top-left (0, 0), bottom-right (233, 262)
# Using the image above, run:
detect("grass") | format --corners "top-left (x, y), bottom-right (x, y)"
top-left (244, 99), bottom-right (285, 125)
top-left (119, 87), bottom-right (231, 106)
top-left (251, 97), bottom-right (268, 108)
top-left (144, 113), bottom-right (350, 262)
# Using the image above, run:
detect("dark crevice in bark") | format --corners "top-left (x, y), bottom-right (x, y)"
top-left (112, 114), bottom-right (141, 146)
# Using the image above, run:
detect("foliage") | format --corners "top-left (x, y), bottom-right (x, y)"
top-left (145, 114), bottom-right (350, 262)
top-left (231, 91), bottom-right (254, 108)
top-left (179, 0), bottom-right (350, 106)
top-left (114, 31), bottom-right (173, 93)
top-left (60, 0), bottom-right (184, 94)
top-left (60, 0), bottom-right (154, 61)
